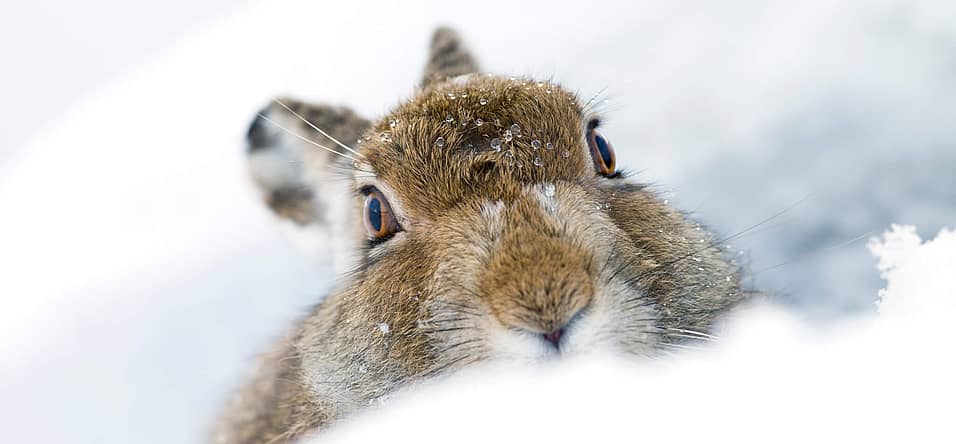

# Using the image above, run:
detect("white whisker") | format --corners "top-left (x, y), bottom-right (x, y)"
top-left (581, 86), bottom-right (609, 113)
top-left (255, 113), bottom-right (360, 164)
top-left (668, 333), bottom-right (718, 342)
top-left (754, 231), bottom-right (872, 274)
top-left (667, 327), bottom-right (719, 340)
top-left (659, 343), bottom-right (706, 352)
top-left (274, 99), bottom-right (366, 158)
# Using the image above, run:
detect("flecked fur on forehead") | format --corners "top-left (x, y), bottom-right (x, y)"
top-left (358, 75), bottom-right (594, 220)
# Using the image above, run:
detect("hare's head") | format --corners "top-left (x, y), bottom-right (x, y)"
top-left (245, 28), bottom-right (743, 381)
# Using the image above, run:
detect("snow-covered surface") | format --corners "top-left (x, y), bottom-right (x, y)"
top-left (1, 1), bottom-right (955, 443)
top-left (317, 226), bottom-right (956, 443)
top-left (868, 225), bottom-right (956, 315)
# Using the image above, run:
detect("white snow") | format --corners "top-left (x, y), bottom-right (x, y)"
top-left (1, 0), bottom-right (955, 443)
top-left (868, 225), bottom-right (956, 316)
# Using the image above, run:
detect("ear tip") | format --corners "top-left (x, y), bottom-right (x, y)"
top-left (430, 26), bottom-right (462, 45)
top-left (422, 26), bottom-right (480, 87)
top-left (428, 26), bottom-right (468, 55)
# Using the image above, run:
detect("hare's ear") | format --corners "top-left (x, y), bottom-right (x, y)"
top-left (420, 27), bottom-right (480, 87)
top-left (245, 98), bottom-right (370, 226)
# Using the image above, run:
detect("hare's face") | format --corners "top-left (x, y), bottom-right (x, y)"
top-left (344, 75), bottom-right (740, 365)
top-left (224, 30), bottom-right (746, 441)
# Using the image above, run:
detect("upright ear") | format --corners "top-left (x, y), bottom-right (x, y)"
top-left (420, 27), bottom-right (480, 87)
top-left (245, 98), bottom-right (370, 227)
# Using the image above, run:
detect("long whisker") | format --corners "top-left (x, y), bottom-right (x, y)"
top-left (668, 333), bottom-right (718, 342)
top-left (582, 85), bottom-right (609, 113)
top-left (273, 99), bottom-right (366, 158)
top-left (667, 327), bottom-right (719, 341)
top-left (255, 112), bottom-right (361, 164)
top-left (672, 194), bottom-right (813, 266)
top-left (629, 194), bottom-right (814, 287)
top-left (658, 343), bottom-right (705, 352)
top-left (753, 230), bottom-right (872, 274)
top-left (605, 196), bottom-right (812, 293)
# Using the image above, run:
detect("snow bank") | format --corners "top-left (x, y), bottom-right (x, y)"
top-left (868, 225), bottom-right (956, 316)
top-left (314, 226), bottom-right (955, 443)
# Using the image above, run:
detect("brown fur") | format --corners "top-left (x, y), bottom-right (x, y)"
top-left (215, 28), bottom-right (745, 444)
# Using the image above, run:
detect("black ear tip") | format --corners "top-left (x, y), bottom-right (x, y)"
top-left (246, 107), bottom-right (274, 151)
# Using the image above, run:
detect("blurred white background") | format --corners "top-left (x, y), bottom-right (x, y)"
top-left (0, 1), bottom-right (242, 171)
top-left (1, 1), bottom-right (954, 443)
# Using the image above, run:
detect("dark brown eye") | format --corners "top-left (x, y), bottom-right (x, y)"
top-left (587, 129), bottom-right (616, 177)
top-left (364, 188), bottom-right (401, 240)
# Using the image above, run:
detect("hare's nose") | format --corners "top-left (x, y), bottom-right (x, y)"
top-left (543, 328), bottom-right (565, 348)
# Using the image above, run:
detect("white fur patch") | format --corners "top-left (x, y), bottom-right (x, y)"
top-left (246, 145), bottom-right (303, 191)
top-left (320, 179), bottom-right (358, 274)
top-left (484, 319), bottom-right (557, 363)
top-left (563, 279), bottom-right (656, 356)
top-left (479, 200), bottom-right (505, 233)
top-left (535, 182), bottom-right (558, 215)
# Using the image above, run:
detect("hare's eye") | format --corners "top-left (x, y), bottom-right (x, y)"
top-left (364, 188), bottom-right (401, 240)
top-left (587, 129), bottom-right (616, 177)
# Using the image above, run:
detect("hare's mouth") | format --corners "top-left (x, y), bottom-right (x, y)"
top-left (480, 303), bottom-right (627, 361)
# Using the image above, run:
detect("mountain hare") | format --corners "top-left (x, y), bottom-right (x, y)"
top-left (216, 27), bottom-right (745, 443)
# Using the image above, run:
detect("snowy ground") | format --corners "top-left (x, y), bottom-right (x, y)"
top-left (1, 1), bottom-right (955, 443)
